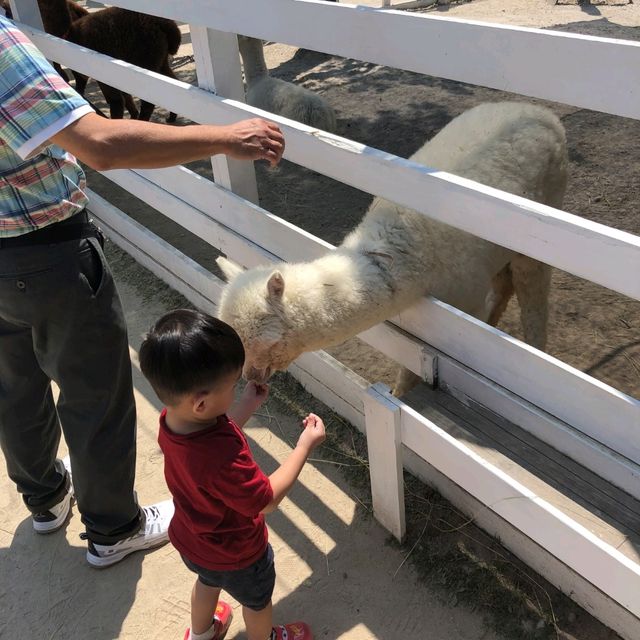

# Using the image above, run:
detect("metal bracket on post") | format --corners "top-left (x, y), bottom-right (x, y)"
top-left (190, 25), bottom-right (259, 204)
top-left (420, 345), bottom-right (438, 388)
top-left (363, 382), bottom-right (406, 542)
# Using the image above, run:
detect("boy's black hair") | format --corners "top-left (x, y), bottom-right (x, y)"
top-left (139, 309), bottom-right (245, 405)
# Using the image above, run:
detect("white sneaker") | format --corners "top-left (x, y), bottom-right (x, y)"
top-left (85, 500), bottom-right (174, 568)
top-left (32, 456), bottom-right (74, 534)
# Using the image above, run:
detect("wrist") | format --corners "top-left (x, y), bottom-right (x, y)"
top-left (294, 442), bottom-right (312, 457)
top-left (204, 124), bottom-right (231, 156)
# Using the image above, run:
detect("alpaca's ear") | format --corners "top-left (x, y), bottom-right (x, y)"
top-left (216, 257), bottom-right (244, 282)
top-left (267, 271), bottom-right (285, 300)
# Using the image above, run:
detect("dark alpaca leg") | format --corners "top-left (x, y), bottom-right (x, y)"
top-left (53, 62), bottom-right (71, 83)
top-left (138, 100), bottom-right (156, 121)
top-left (124, 94), bottom-right (139, 119)
top-left (99, 82), bottom-right (125, 119)
top-left (160, 59), bottom-right (178, 122)
top-left (73, 71), bottom-right (89, 95)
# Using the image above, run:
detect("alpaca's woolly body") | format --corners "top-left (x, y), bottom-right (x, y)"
top-left (238, 36), bottom-right (337, 133)
top-left (218, 102), bottom-right (568, 382)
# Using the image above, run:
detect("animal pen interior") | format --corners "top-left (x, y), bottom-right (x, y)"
top-left (7, 0), bottom-right (640, 638)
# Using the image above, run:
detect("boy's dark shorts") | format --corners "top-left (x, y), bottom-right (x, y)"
top-left (181, 544), bottom-right (275, 611)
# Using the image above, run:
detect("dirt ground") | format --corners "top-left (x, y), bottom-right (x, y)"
top-left (1, 1), bottom-right (638, 639)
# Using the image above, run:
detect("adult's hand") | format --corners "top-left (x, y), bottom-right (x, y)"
top-left (221, 118), bottom-right (285, 167)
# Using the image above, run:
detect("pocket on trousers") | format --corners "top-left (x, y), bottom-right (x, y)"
top-left (78, 237), bottom-right (106, 297)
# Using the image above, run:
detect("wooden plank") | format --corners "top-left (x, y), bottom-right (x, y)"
top-left (401, 447), bottom-right (640, 640)
top-left (290, 350), bottom-right (368, 432)
top-left (130, 166), bottom-right (334, 265)
top-left (85, 189), bottom-right (224, 307)
top-left (403, 384), bottom-right (640, 545)
top-left (101, 168), bottom-right (279, 269)
top-left (20, 27), bottom-right (640, 301)
top-left (437, 357), bottom-right (640, 501)
top-left (400, 401), bottom-right (640, 618)
top-left (102, 0), bottom-right (640, 120)
top-left (359, 323), bottom-right (438, 385)
top-left (190, 25), bottom-right (259, 203)
top-left (364, 383), bottom-right (406, 542)
top-left (394, 298), bottom-right (640, 465)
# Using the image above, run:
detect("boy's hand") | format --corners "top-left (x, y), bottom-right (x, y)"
top-left (297, 413), bottom-right (326, 454)
top-left (238, 381), bottom-right (269, 413)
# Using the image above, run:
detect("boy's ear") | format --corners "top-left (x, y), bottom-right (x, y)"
top-left (192, 391), bottom-right (208, 415)
top-left (216, 257), bottom-right (244, 282)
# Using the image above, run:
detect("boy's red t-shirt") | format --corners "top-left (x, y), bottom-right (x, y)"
top-left (158, 410), bottom-right (274, 571)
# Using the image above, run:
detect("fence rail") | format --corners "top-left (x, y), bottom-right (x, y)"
top-left (20, 26), bottom-right (640, 301)
top-left (103, 0), bottom-right (640, 120)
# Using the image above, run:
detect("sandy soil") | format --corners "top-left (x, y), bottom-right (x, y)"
top-left (1, 2), bottom-right (638, 639)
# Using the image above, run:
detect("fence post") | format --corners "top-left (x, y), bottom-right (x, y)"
top-left (364, 382), bottom-right (406, 542)
top-left (8, 0), bottom-right (44, 29)
top-left (190, 26), bottom-right (259, 204)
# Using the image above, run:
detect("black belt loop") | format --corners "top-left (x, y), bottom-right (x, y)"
top-left (0, 210), bottom-right (103, 249)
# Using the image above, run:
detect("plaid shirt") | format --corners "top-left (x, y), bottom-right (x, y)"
top-left (0, 14), bottom-right (92, 237)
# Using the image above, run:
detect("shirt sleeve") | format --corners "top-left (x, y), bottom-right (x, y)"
top-left (211, 435), bottom-right (274, 518)
top-left (0, 17), bottom-right (91, 159)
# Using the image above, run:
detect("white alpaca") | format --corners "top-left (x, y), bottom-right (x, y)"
top-left (217, 102), bottom-right (568, 394)
top-left (238, 36), bottom-right (337, 133)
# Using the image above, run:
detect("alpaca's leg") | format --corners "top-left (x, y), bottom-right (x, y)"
top-left (53, 62), bottom-right (71, 84)
top-left (510, 254), bottom-right (552, 351)
top-left (73, 71), bottom-right (89, 96)
top-left (99, 83), bottom-right (125, 119)
top-left (138, 100), bottom-right (156, 121)
top-left (124, 95), bottom-right (139, 119)
top-left (486, 263), bottom-right (515, 327)
top-left (160, 59), bottom-right (178, 123)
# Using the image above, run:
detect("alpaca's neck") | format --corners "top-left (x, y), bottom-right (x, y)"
top-left (285, 241), bottom-right (426, 352)
top-left (238, 36), bottom-right (268, 84)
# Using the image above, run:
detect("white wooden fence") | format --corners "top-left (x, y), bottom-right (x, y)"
top-left (9, 0), bottom-right (640, 637)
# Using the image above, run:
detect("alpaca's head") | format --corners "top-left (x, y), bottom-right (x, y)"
top-left (217, 258), bottom-right (303, 383)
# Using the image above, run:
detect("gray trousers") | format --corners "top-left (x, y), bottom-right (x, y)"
top-left (0, 225), bottom-right (142, 543)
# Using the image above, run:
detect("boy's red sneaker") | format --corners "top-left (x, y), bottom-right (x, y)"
top-left (183, 601), bottom-right (233, 640)
top-left (271, 622), bottom-right (313, 640)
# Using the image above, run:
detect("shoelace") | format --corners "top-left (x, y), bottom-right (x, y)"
top-left (144, 505), bottom-right (162, 522)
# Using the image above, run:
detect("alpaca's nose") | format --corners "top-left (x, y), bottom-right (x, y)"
top-left (244, 365), bottom-right (271, 383)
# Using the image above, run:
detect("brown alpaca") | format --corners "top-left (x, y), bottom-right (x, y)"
top-left (66, 8), bottom-right (181, 121)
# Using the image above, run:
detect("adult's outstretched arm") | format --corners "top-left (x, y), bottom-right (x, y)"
top-left (51, 113), bottom-right (285, 171)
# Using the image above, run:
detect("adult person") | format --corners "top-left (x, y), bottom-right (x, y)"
top-left (0, 12), bottom-right (284, 567)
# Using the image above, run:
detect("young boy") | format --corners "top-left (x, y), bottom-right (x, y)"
top-left (139, 309), bottom-right (325, 640)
